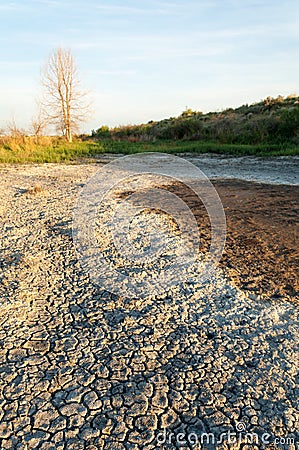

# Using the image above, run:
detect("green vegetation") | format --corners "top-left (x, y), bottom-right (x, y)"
top-left (0, 136), bottom-right (105, 163)
top-left (89, 140), bottom-right (299, 157)
top-left (92, 95), bottom-right (299, 148)
top-left (1, 95), bottom-right (299, 163)
top-left (0, 136), bottom-right (297, 164)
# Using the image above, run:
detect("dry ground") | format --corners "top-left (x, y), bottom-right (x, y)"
top-left (0, 163), bottom-right (298, 450)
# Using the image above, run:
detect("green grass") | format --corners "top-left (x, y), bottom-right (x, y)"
top-left (0, 140), bottom-right (106, 163)
top-left (100, 140), bottom-right (299, 157)
top-left (0, 138), bottom-right (298, 163)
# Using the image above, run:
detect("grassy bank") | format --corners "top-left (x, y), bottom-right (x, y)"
top-left (0, 138), bottom-right (104, 163)
top-left (0, 137), bottom-right (298, 163)
top-left (94, 96), bottom-right (299, 146)
top-left (100, 140), bottom-right (299, 157)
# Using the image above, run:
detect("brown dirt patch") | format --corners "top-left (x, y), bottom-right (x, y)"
top-left (167, 180), bottom-right (299, 303)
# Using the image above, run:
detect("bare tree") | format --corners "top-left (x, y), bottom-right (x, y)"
top-left (30, 109), bottom-right (48, 137)
top-left (6, 116), bottom-right (26, 137)
top-left (41, 48), bottom-right (90, 142)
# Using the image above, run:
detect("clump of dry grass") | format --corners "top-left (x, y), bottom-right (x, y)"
top-left (27, 185), bottom-right (43, 194)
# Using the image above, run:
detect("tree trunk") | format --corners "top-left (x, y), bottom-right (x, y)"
top-left (67, 128), bottom-right (72, 143)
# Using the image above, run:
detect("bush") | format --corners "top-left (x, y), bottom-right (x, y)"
top-left (92, 125), bottom-right (111, 138)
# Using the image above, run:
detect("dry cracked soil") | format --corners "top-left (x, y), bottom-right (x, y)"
top-left (0, 163), bottom-right (298, 450)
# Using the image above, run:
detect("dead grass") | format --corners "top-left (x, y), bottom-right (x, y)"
top-left (27, 185), bottom-right (43, 194)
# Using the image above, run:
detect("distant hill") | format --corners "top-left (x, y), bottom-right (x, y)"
top-left (92, 95), bottom-right (299, 146)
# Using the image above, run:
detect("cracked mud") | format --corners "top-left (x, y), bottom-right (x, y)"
top-left (0, 164), bottom-right (298, 450)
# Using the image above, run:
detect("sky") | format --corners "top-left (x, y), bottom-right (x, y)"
top-left (0, 0), bottom-right (298, 133)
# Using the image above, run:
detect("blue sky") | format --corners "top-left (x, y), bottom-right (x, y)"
top-left (0, 0), bottom-right (298, 132)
